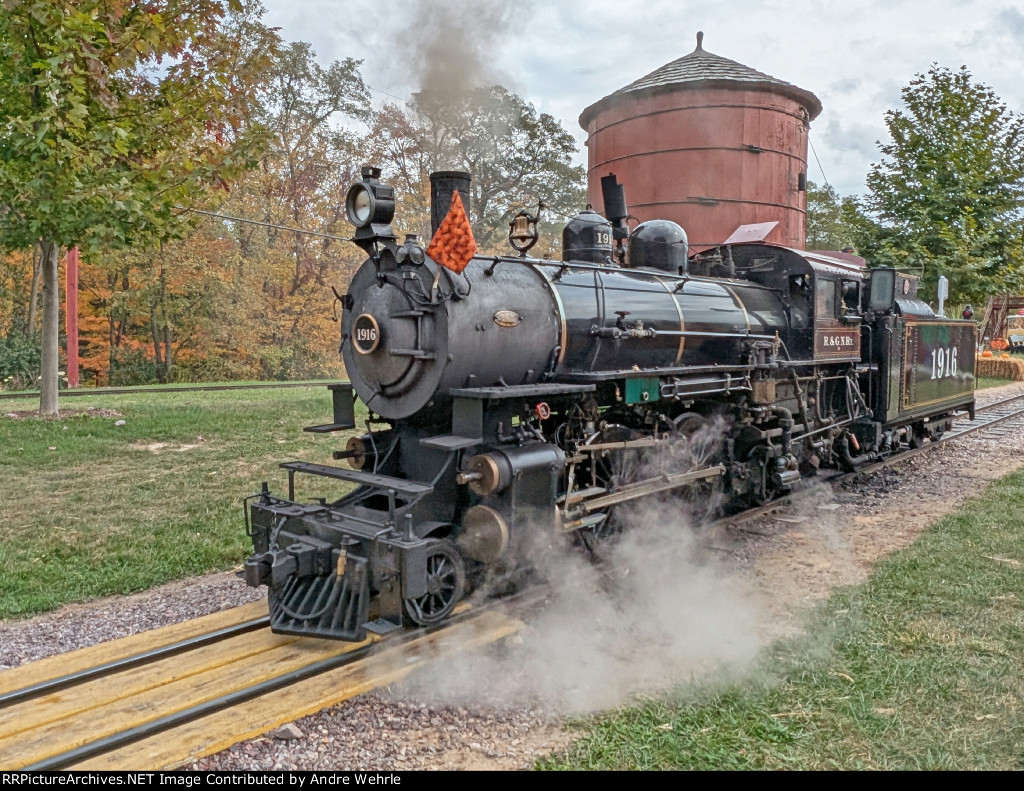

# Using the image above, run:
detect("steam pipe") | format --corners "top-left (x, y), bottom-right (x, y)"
top-left (772, 406), bottom-right (794, 455)
top-left (788, 368), bottom-right (814, 444)
top-left (838, 435), bottom-right (874, 470)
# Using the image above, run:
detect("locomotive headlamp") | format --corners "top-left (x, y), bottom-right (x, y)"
top-left (347, 186), bottom-right (372, 225)
top-left (346, 165), bottom-right (397, 255)
top-left (345, 166), bottom-right (395, 229)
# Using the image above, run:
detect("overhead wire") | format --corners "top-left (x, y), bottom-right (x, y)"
top-left (808, 137), bottom-right (833, 192)
top-left (186, 208), bottom-right (352, 242)
top-left (367, 84), bottom-right (407, 103)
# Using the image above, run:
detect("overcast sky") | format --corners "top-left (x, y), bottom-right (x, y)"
top-left (260, 0), bottom-right (1024, 199)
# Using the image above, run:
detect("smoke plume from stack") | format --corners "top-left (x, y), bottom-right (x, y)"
top-left (395, 0), bottom-right (527, 99)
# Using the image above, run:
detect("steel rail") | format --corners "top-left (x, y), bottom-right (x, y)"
top-left (0, 617), bottom-right (270, 708)
top-left (971, 391), bottom-right (1024, 414)
top-left (852, 396), bottom-right (1024, 476)
top-left (23, 641), bottom-right (377, 770)
top-left (722, 395), bottom-right (1024, 530)
top-left (18, 592), bottom-right (536, 771)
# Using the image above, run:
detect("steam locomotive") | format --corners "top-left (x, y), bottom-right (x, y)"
top-left (243, 166), bottom-right (976, 642)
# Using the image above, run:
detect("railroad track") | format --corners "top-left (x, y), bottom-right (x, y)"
top-left (5, 393), bottom-right (1023, 769)
top-left (722, 392), bottom-right (1024, 530)
top-left (0, 600), bottom-right (523, 770)
top-left (947, 391), bottom-right (1024, 436)
top-left (0, 381), bottom-right (331, 401)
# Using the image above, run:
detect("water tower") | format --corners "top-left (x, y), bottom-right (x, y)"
top-left (579, 32), bottom-right (822, 249)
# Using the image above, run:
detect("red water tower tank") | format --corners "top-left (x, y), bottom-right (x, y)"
top-left (579, 32), bottom-right (822, 249)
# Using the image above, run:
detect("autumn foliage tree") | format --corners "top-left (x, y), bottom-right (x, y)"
top-left (0, 0), bottom-right (276, 411)
top-left (0, 9), bottom-right (591, 391)
top-left (369, 86), bottom-right (586, 254)
top-left (217, 41), bottom-right (372, 380)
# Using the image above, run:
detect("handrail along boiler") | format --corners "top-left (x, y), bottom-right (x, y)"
top-left (243, 166), bottom-right (977, 641)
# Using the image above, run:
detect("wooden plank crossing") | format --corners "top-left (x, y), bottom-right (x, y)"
top-left (0, 600), bottom-right (269, 697)
top-left (0, 629), bottom-right (374, 768)
top-left (0, 628), bottom-right (299, 742)
top-left (0, 599), bottom-right (521, 770)
top-left (71, 610), bottom-right (521, 770)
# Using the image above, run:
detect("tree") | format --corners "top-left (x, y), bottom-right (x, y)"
top-left (0, 247), bottom-right (43, 390)
top-left (864, 64), bottom-right (1024, 304)
top-left (0, 0), bottom-right (276, 413)
top-left (221, 41), bottom-right (371, 379)
top-left (242, 41), bottom-right (370, 295)
top-left (369, 86), bottom-right (587, 254)
top-left (804, 184), bottom-right (898, 265)
top-left (805, 180), bottom-right (857, 251)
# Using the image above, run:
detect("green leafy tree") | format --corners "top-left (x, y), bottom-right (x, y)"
top-left (805, 180), bottom-right (858, 251)
top-left (864, 64), bottom-right (1024, 304)
top-left (0, 0), bottom-right (277, 413)
top-left (829, 195), bottom-right (910, 270)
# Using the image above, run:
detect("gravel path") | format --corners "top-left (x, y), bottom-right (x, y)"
top-left (0, 572), bottom-right (265, 671)
top-left (3, 380), bottom-right (1023, 770)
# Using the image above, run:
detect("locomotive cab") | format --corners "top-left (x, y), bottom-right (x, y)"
top-left (691, 243), bottom-right (865, 361)
top-left (811, 272), bottom-right (862, 361)
top-left (862, 267), bottom-right (976, 443)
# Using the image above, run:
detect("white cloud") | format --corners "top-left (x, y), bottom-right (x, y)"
top-left (261, 0), bottom-right (1024, 198)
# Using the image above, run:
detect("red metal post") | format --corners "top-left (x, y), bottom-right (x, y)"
top-left (66, 246), bottom-right (79, 388)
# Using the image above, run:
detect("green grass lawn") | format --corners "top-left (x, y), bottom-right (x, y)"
top-left (0, 379), bottom-right (333, 397)
top-left (0, 386), bottom-right (360, 617)
top-left (5, 383), bottom-right (1024, 769)
top-left (976, 376), bottom-right (1012, 389)
top-left (542, 467), bottom-right (1024, 770)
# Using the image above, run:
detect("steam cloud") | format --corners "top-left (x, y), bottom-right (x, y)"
top-left (392, 490), bottom-right (773, 715)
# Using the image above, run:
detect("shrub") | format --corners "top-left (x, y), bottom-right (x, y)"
top-left (0, 333), bottom-right (41, 390)
top-left (108, 347), bottom-right (157, 386)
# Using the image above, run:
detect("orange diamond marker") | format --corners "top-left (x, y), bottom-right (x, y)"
top-left (426, 191), bottom-right (476, 274)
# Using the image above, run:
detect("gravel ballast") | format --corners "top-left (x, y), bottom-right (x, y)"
top-left (2, 381), bottom-right (1023, 770)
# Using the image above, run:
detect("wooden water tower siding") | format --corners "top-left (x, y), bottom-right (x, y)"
top-left (579, 34), bottom-right (822, 250)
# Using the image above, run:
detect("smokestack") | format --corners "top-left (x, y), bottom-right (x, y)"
top-left (601, 173), bottom-right (629, 265)
top-left (601, 173), bottom-right (628, 237)
top-left (430, 171), bottom-right (472, 236)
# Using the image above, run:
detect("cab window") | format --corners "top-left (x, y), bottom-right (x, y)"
top-left (841, 280), bottom-right (859, 315)
top-left (788, 274), bottom-right (811, 328)
top-left (815, 278), bottom-right (837, 319)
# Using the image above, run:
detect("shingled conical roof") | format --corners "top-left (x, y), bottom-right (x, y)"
top-left (579, 32), bottom-right (822, 127)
